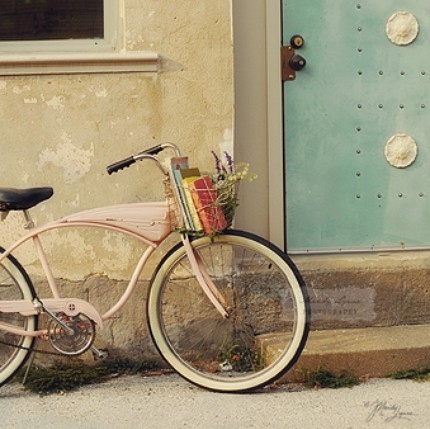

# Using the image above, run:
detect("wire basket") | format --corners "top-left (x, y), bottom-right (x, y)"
top-left (164, 176), bottom-right (183, 230)
top-left (170, 173), bottom-right (238, 235)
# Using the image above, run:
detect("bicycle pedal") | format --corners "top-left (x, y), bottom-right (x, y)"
top-left (91, 345), bottom-right (109, 360)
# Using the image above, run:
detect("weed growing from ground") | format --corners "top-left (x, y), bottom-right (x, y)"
top-left (15, 358), bottom-right (161, 395)
top-left (388, 366), bottom-right (430, 382)
top-left (304, 369), bottom-right (360, 389)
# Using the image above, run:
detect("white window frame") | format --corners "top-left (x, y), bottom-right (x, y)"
top-left (0, 1), bottom-right (158, 75)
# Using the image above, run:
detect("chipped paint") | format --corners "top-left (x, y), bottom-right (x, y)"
top-left (24, 98), bottom-right (38, 104)
top-left (12, 85), bottom-right (30, 94)
top-left (95, 89), bottom-right (108, 98)
top-left (67, 230), bottom-right (96, 262)
top-left (46, 95), bottom-right (65, 110)
top-left (37, 136), bottom-right (95, 184)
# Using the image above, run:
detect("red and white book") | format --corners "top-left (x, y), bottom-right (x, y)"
top-left (188, 175), bottom-right (228, 234)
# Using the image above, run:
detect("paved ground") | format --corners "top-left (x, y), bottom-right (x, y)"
top-left (0, 374), bottom-right (429, 429)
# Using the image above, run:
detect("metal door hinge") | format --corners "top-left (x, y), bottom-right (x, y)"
top-left (281, 45), bottom-right (297, 81)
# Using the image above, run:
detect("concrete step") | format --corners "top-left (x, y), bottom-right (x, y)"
top-left (271, 324), bottom-right (430, 383)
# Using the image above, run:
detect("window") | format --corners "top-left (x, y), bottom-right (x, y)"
top-left (0, 1), bottom-right (159, 75)
top-left (0, 0), bottom-right (104, 41)
top-left (0, 0), bottom-right (118, 53)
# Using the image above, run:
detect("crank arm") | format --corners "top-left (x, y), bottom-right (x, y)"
top-left (91, 345), bottom-right (109, 359)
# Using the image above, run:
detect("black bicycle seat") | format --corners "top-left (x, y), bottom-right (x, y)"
top-left (0, 187), bottom-right (54, 211)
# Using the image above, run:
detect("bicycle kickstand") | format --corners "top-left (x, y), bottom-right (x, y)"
top-left (22, 341), bottom-right (38, 385)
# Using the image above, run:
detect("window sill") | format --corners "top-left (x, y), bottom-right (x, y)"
top-left (0, 52), bottom-right (159, 76)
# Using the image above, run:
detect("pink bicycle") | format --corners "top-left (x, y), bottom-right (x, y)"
top-left (0, 143), bottom-right (309, 392)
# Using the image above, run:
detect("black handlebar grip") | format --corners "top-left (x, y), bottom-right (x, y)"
top-left (106, 156), bottom-right (136, 175)
top-left (140, 144), bottom-right (163, 156)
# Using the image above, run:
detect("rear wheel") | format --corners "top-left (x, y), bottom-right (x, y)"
top-left (0, 248), bottom-right (38, 387)
top-left (147, 230), bottom-right (310, 392)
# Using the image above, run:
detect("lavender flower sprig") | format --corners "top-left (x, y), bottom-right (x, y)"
top-left (211, 150), bottom-right (222, 174)
top-left (223, 151), bottom-right (234, 174)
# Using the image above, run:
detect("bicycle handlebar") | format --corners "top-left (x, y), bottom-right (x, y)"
top-left (106, 156), bottom-right (136, 175)
top-left (106, 143), bottom-right (180, 175)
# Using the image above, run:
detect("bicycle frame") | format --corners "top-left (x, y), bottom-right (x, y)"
top-left (0, 143), bottom-right (310, 393)
top-left (0, 199), bottom-right (228, 339)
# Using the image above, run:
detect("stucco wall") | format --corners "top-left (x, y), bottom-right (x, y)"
top-left (0, 1), bottom-right (233, 282)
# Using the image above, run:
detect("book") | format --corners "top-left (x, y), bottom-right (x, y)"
top-left (188, 175), bottom-right (228, 234)
top-left (181, 176), bottom-right (203, 231)
top-left (170, 156), bottom-right (189, 171)
top-left (179, 168), bottom-right (203, 231)
top-left (170, 157), bottom-right (193, 229)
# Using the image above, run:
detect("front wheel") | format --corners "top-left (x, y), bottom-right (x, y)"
top-left (147, 230), bottom-right (310, 392)
top-left (0, 248), bottom-right (38, 387)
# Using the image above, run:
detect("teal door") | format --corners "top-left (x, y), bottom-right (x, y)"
top-left (283, 1), bottom-right (430, 252)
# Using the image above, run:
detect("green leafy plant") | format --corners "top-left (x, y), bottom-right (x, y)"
top-left (304, 369), bottom-right (359, 389)
top-left (388, 366), bottom-right (430, 382)
top-left (217, 342), bottom-right (263, 373)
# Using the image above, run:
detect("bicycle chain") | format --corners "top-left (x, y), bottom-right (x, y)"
top-left (0, 338), bottom-right (64, 357)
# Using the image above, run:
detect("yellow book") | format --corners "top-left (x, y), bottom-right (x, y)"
top-left (182, 176), bottom-right (203, 231)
